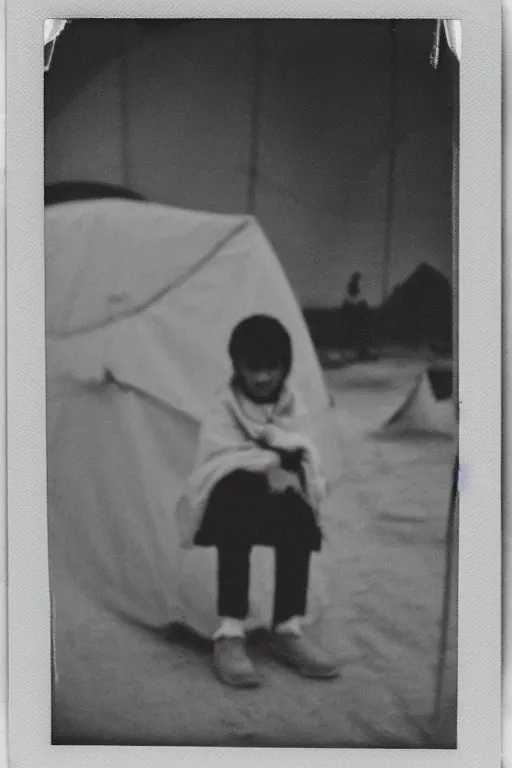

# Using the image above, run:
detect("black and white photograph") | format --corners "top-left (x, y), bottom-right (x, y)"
top-left (42, 18), bottom-right (461, 748)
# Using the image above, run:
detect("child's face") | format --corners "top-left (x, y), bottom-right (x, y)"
top-left (239, 363), bottom-right (286, 402)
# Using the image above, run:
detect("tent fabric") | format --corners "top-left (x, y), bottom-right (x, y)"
top-left (46, 199), bottom-right (341, 635)
top-left (46, 200), bottom-right (331, 422)
top-left (45, 199), bottom-right (249, 337)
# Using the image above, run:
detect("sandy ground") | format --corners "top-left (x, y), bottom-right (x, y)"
top-left (51, 358), bottom-right (457, 747)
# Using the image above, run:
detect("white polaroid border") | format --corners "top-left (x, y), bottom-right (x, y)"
top-left (6, 1), bottom-right (502, 766)
top-left (503, 4), bottom-right (512, 766)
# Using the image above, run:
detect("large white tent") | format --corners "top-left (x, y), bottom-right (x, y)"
top-left (46, 198), bottom-right (342, 637)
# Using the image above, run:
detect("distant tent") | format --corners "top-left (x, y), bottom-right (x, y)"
top-left (380, 263), bottom-right (452, 348)
top-left (377, 372), bottom-right (456, 438)
top-left (46, 197), bottom-right (341, 637)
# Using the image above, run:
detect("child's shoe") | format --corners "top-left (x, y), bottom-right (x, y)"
top-left (269, 631), bottom-right (340, 679)
top-left (213, 636), bottom-right (263, 688)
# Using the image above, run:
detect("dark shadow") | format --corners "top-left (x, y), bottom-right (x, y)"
top-left (45, 181), bottom-right (146, 206)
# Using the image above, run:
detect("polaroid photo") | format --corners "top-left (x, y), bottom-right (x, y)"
top-left (5, 0), bottom-right (501, 766)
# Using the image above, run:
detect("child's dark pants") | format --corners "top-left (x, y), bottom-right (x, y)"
top-left (194, 470), bottom-right (322, 626)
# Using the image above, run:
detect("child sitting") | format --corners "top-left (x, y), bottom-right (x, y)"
top-left (179, 314), bottom-right (339, 688)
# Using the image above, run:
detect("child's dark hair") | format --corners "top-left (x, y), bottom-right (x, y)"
top-left (228, 315), bottom-right (293, 376)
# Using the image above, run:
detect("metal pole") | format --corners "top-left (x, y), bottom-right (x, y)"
top-left (119, 23), bottom-right (130, 189)
top-left (382, 20), bottom-right (399, 303)
top-left (431, 35), bottom-right (460, 742)
top-left (247, 22), bottom-right (262, 214)
top-left (432, 457), bottom-right (459, 738)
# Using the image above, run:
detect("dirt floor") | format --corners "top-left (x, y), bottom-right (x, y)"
top-left (51, 358), bottom-right (457, 747)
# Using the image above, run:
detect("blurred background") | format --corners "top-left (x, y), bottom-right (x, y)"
top-left (45, 18), bottom-right (456, 359)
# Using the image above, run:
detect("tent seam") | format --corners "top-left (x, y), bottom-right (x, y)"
top-left (47, 218), bottom-right (252, 340)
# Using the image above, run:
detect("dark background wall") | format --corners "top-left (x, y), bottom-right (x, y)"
top-left (44, 19), bottom-right (456, 309)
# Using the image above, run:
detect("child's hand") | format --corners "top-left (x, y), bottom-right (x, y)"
top-left (267, 467), bottom-right (301, 494)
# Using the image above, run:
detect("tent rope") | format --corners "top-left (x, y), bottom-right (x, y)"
top-left (247, 22), bottom-right (262, 214)
top-left (381, 20), bottom-right (398, 303)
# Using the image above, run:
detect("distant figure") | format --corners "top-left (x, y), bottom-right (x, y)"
top-left (343, 272), bottom-right (374, 361)
top-left (347, 271), bottom-right (362, 303)
top-left (178, 315), bottom-right (339, 688)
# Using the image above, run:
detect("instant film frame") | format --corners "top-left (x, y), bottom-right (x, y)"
top-left (6, 0), bottom-right (501, 766)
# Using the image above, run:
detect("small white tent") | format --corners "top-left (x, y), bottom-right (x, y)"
top-left (377, 372), bottom-right (456, 439)
top-left (46, 198), bottom-right (341, 637)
